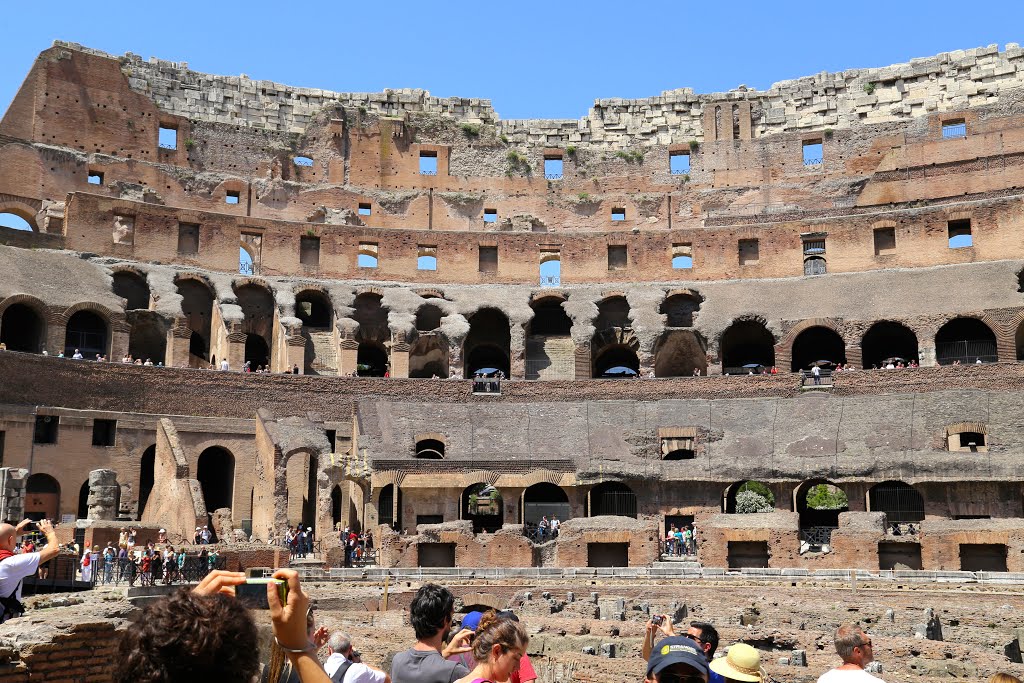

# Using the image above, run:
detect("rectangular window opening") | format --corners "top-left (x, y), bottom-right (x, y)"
top-left (544, 157), bottom-right (563, 180)
top-left (942, 119), bottom-right (967, 139)
top-left (417, 245), bottom-right (438, 271)
top-left (611, 207), bottom-right (626, 222)
top-left (802, 140), bottom-right (823, 166)
top-left (672, 243), bottom-right (693, 269)
top-left (92, 419), bottom-right (117, 447)
top-left (358, 203), bottom-right (372, 216)
top-left (479, 246), bottom-right (498, 274)
top-left (358, 242), bottom-right (378, 268)
top-left (87, 171), bottom-right (104, 185)
top-left (540, 250), bottom-right (561, 287)
top-left (483, 208), bottom-right (498, 224)
top-left (158, 126), bottom-right (178, 150)
top-left (225, 190), bottom-right (240, 205)
top-left (419, 151), bottom-right (438, 176)
top-left (607, 245), bottom-right (628, 271)
top-left (670, 151), bottom-right (691, 175)
top-left (326, 430), bottom-right (337, 452)
top-left (873, 227), bottom-right (896, 256)
top-left (738, 238), bottom-right (759, 266)
top-left (177, 222), bottom-right (200, 255)
top-left (948, 219), bottom-right (972, 248)
top-left (34, 415), bottom-right (58, 445)
top-left (299, 235), bottom-right (320, 267)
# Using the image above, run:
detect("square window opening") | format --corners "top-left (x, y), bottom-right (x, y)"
top-left (225, 190), bottom-right (240, 205)
top-left (299, 235), bottom-right (320, 267)
top-left (479, 246), bottom-right (498, 273)
top-left (672, 243), bottom-right (693, 269)
top-left (948, 219), bottom-right (972, 248)
top-left (419, 152), bottom-right (438, 176)
top-left (177, 222), bottom-right (200, 255)
top-left (540, 251), bottom-right (561, 287)
top-left (670, 152), bottom-right (691, 175)
top-left (942, 119), bottom-right (967, 139)
top-left (34, 415), bottom-right (58, 445)
top-left (358, 242), bottom-right (378, 268)
top-left (608, 245), bottom-right (628, 271)
top-left (611, 208), bottom-right (626, 222)
top-left (544, 157), bottom-right (563, 180)
top-left (802, 140), bottom-right (823, 166)
top-left (87, 171), bottom-right (104, 185)
top-left (874, 227), bottom-right (896, 255)
top-left (738, 238), bottom-right (759, 266)
top-left (158, 126), bottom-right (178, 150)
top-left (358, 203), bottom-right (372, 216)
top-left (92, 419), bottom-right (117, 447)
top-left (483, 208), bottom-right (497, 224)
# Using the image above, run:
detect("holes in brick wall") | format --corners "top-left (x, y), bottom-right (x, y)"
top-left (948, 219), bottom-right (972, 248)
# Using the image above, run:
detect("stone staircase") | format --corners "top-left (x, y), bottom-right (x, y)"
top-left (653, 554), bottom-right (702, 570)
top-left (525, 335), bottom-right (576, 380)
top-left (303, 328), bottom-right (338, 375)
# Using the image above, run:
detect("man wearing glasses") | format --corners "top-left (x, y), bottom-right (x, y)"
top-left (816, 624), bottom-right (885, 683)
top-left (644, 618), bottom-right (722, 683)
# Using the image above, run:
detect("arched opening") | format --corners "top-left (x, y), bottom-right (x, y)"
top-left (177, 278), bottom-right (214, 365)
top-left (353, 292), bottom-right (389, 344)
top-left (660, 292), bottom-right (701, 327)
top-left (378, 484), bottom-right (402, 530)
top-left (295, 290), bottom-right (332, 328)
top-left (720, 320), bottom-right (775, 373)
top-left (331, 485), bottom-right (342, 529)
top-left (790, 326), bottom-right (846, 372)
top-left (245, 333), bottom-right (270, 368)
top-left (25, 473), bottom-right (60, 520)
top-left (357, 342), bottom-right (389, 376)
top-left (654, 330), bottom-right (708, 377)
top-left (409, 335), bottom-right (449, 378)
top-left (795, 480), bottom-right (849, 530)
top-left (1017, 320), bottom-right (1024, 362)
top-left (527, 297), bottom-right (573, 379)
top-left (804, 255), bottom-right (827, 276)
top-left (0, 211), bottom-right (35, 232)
top-left (935, 317), bottom-right (998, 365)
top-left (296, 290), bottom-right (333, 374)
top-left (595, 296), bottom-right (631, 331)
top-left (724, 480), bottom-right (775, 514)
top-left (464, 308), bottom-right (511, 378)
top-left (0, 303), bottom-right (45, 353)
top-left (461, 483), bottom-right (504, 532)
top-left (593, 345), bottom-right (639, 378)
top-left (78, 480), bottom-right (90, 520)
top-left (861, 321), bottom-right (919, 369)
top-left (522, 483), bottom-right (570, 526)
top-left (112, 271), bottom-right (150, 311)
top-left (285, 451), bottom-right (318, 530)
top-left (415, 439), bottom-right (445, 459)
top-left (139, 445), bottom-right (156, 516)
top-left (197, 446), bottom-right (235, 515)
top-left (587, 481), bottom-right (637, 518)
top-left (416, 304), bottom-right (444, 332)
top-left (868, 481), bottom-right (924, 523)
top-left (64, 310), bottom-right (109, 358)
top-left (127, 312), bottom-right (167, 365)
top-left (239, 246), bottom-right (254, 275)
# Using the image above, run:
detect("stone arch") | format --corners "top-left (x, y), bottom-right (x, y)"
top-left (357, 341), bottom-right (389, 376)
top-left (353, 291), bottom-right (389, 344)
top-left (409, 334), bottom-right (448, 378)
top-left (788, 324), bottom-right (846, 372)
top-left (197, 446), bottom-right (235, 516)
top-left (176, 275), bottom-right (214, 363)
top-left (26, 473), bottom-right (60, 520)
top-left (723, 480), bottom-right (775, 514)
top-left (295, 288), bottom-right (333, 328)
top-left (415, 303), bottom-right (444, 332)
top-left (595, 295), bottom-right (631, 331)
top-left (295, 288), bottom-right (334, 374)
top-left (592, 344), bottom-right (639, 377)
top-left (0, 196), bottom-right (42, 231)
top-left (935, 317), bottom-right (998, 365)
top-left (234, 281), bottom-right (275, 367)
top-left (720, 318), bottom-right (776, 373)
top-left (415, 434), bottom-right (446, 459)
top-left (868, 480), bottom-right (924, 524)
top-left (528, 296), bottom-right (572, 336)
top-left (138, 444), bottom-right (156, 516)
top-left (458, 593), bottom-right (504, 612)
top-left (654, 330), bottom-right (708, 377)
top-left (794, 479), bottom-right (849, 530)
top-left (461, 482), bottom-right (504, 532)
top-left (659, 290), bottom-right (702, 327)
top-left (860, 321), bottom-right (919, 368)
top-left (464, 307), bottom-right (511, 378)
top-left (64, 308), bottom-right (111, 358)
top-left (0, 299), bottom-right (47, 353)
top-left (285, 448), bottom-right (319, 530)
top-left (587, 481), bottom-right (637, 518)
top-left (112, 270), bottom-right (150, 311)
top-left (522, 482), bottom-right (570, 525)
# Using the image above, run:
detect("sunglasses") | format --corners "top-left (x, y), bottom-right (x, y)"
top-left (660, 673), bottom-right (706, 683)
top-left (683, 633), bottom-right (705, 645)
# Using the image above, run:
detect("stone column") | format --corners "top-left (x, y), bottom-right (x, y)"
top-left (86, 469), bottom-right (120, 521)
top-left (0, 468), bottom-right (28, 522)
top-left (339, 340), bottom-right (359, 376)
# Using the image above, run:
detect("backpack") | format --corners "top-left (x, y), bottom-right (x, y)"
top-left (329, 659), bottom-right (353, 682)
top-left (0, 551), bottom-right (26, 622)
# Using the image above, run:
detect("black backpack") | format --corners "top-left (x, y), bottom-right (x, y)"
top-left (329, 659), bottom-right (353, 683)
top-left (0, 556), bottom-right (25, 622)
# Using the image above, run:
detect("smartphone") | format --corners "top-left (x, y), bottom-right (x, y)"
top-left (651, 614), bottom-right (664, 626)
top-left (235, 578), bottom-right (287, 610)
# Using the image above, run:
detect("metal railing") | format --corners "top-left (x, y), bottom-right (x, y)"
top-left (420, 170), bottom-right (437, 176)
top-left (85, 554), bottom-right (227, 587)
top-left (539, 275), bottom-right (561, 287)
top-left (158, 143), bottom-right (177, 150)
top-left (545, 173), bottom-right (563, 180)
top-left (800, 526), bottom-right (836, 548)
top-left (472, 378), bottom-right (501, 394)
top-left (803, 157), bottom-right (823, 166)
top-left (942, 123), bottom-right (967, 139)
top-left (801, 369), bottom-right (833, 387)
top-left (239, 260), bottom-right (255, 275)
top-left (936, 340), bottom-right (998, 365)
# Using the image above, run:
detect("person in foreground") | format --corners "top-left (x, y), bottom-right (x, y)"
top-left (0, 519), bottom-right (60, 623)
top-left (325, 631), bottom-right (390, 683)
top-left (816, 624), bottom-right (884, 683)
top-left (390, 583), bottom-right (473, 683)
top-left (710, 643), bottom-right (764, 683)
top-left (454, 609), bottom-right (529, 683)
top-left (644, 635), bottom-right (709, 683)
top-left (114, 568), bottom-right (332, 683)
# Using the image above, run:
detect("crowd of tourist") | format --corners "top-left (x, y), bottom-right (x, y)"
top-left (663, 523), bottom-right (698, 556)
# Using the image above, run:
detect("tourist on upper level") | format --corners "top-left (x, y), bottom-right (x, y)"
top-left (72, 348), bottom-right (84, 359)
top-left (390, 583), bottom-right (472, 683)
top-left (816, 624), bottom-right (885, 683)
top-left (220, 358), bottom-right (230, 371)
top-left (293, 364), bottom-right (300, 374)
top-left (0, 519), bottom-right (60, 623)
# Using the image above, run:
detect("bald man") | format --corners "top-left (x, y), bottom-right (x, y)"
top-left (0, 518), bottom-right (60, 622)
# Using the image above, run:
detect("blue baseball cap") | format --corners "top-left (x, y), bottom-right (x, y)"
top-left (460, 611), bottom-right (484, 631)
top-left (647, 637), bottom-right (709, 679)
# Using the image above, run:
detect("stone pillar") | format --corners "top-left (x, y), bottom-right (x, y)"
top-left (339, 340), bottom-right (358, 376)
top-left (390, 340), bottom-right (410, 378)
top-left (574, 345), bottom-right (591, 380)
top-left (45, 313), bottom-right (65, 356)
top-left (0, 468), bottom-right (28, 522)
top-left (919, 343), bottom-right (937, 367)
top-left (86, 469), bottom-right (120, 521)
top-left (227, 331), bottom-right (246, 370)
top-left (166, 324), bottom-right (193, 367)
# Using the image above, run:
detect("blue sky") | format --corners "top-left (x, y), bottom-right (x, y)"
top-left (1, 1), bottom-right (1021, 121)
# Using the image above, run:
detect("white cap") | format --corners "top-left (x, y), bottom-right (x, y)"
top-left (159, 529), bottom-right (166, 533)
top-left (306, 527), bottom-right (312, 531)
top-left (196, 527), bottom-right (201, 530)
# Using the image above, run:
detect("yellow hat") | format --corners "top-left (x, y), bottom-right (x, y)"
top-left (710, 643), bottom-right (763, 683)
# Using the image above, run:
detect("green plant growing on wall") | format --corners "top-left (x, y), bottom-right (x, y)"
top-left (506, 150), bottom-right (531, 176)
top-left (305, 228), bottom-right (317, 237)
top-left (500, 134), bottom-right (509, 144)
top-left (688, 140), bottom-right (700, 151)
top-left (461, 123), bottom-right (481, 138)
top-left (863, 82), bottom-right (876, 95)
top-left (184, 137), bottom-right (195, 149)
top-left (615, 150), bottom-right (645, 164)
top-left (577, 192), bottom-right (590, 201)
top-left (566, 145), bottom-right (578, 157)
top-left (823, 128), bottom-right (834, 140)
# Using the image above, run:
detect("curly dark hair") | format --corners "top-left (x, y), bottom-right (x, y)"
top-left (114, 589), bottom-right (259, 683)
top-left (409, 583), bottom-right (455, 641)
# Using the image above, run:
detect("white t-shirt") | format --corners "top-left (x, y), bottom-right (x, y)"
top-left (818, 667), bottom-right (886, 683)
top-left (0, 553), bottom-right (41, 620)
top-left (324, 652), bottom-right (387, 683)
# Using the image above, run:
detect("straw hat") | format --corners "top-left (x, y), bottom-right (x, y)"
top-left (710, 644), bottom-right (763, 683)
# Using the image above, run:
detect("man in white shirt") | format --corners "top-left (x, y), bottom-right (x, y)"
top-left (817, 624), bottom-right (885, 683)
top-left (0, 518), bottom-right (60, 622)
top-left (220, 358), bottom-right (230, 371)
top-left (325, 632), bottom-right (390, 683)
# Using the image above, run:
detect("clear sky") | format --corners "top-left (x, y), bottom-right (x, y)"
top-left (1, 1), bottom-right (1022, 121)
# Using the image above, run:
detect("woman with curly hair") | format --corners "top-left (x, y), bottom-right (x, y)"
top-left (454, 610), bottom-right (529, 683)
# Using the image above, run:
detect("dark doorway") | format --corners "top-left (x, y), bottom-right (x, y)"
top-left (588, 542), bottom-right (629, 567)
top-left (0, 303), bottom-right (45, 353)
top-left (112, 271), bottom-right (150, 310)
top-left (418, 543), bottom-right (456, 567)
top-left (177, 278), bottom-right (213, 364)
top-left (960, 544), bottom-right (1008, 572)
top-left (245, 334), bottom-right (270, 368)
top-left (357, 343), bottom-right (389, 376)
top-left (378, 484), bottom-right (402, 530)
top-left (138, 445), bottom-right (156, 516)
top-left (728, 541), bottom-right (769, 568)
top-left (416, 304), bottom-right (444, 332)
top-left (522, 483), bottom-right (570, 525)
top-left (868, 481), bottom-right (924, 523)
top-left (77, 480), bottom-right (90, 520)
top-left (592, 345), bottom-right (639, 378)
top-left (720, 320), bottom-right (775, 373)
top-left (595, 296), bottom-right (631, 331)
top-left (462, 483), bottom-right (504, 532)
top-left (660, 293), bottom-right (701, 327)
top-left (197, 447), bottom-right (235, 512)
top-left (878, 542), bottom-right (923, 570)
top-left (295, 290), bottom-right (332, 328)
top-left (64, 310), bottom-right (108, 357)
top-left (464, 308), bottom-right (511, 378)
top-left (861, 321), bottom-right (919, 368)
top-left (529, 298), bottom-right (572, 335)
top-left (936, 317), bottom-right (998, 365)
top-left (331, 485), bottom-right (342, 529)
top-left (588, 482), bottom-right (637, 518)
top-left (654, 330), bottom-right (708, 377)
top-left (790, 326), bottom-right (846, 372)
